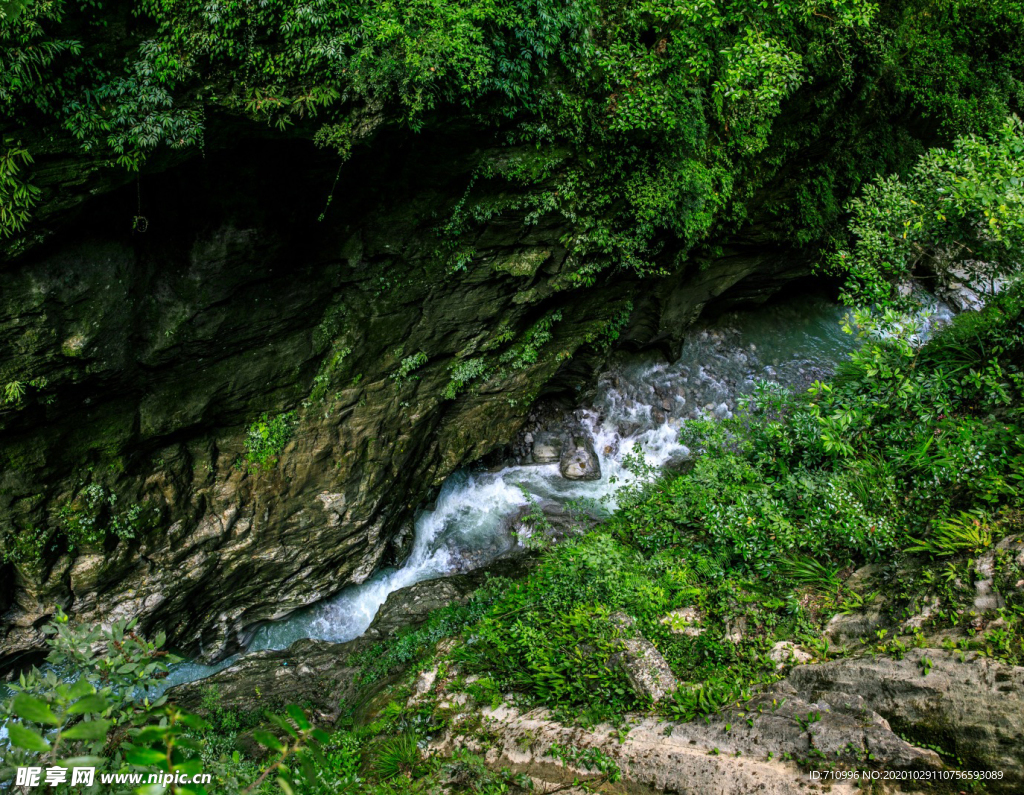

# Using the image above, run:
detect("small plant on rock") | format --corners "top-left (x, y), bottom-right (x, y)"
top-left (244, 411), bottom-right (296, 470)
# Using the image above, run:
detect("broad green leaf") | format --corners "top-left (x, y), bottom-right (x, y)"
top-left (133, 726), bottom-right (170, 743)
top-left (7, 722), bottom-right (51, 752)
top-left (59, 755), bottom-right (105, 768)
top-left (178, 711), bottom-right (210, 731)
top-left (126, 747), bottom-right (168, 766)
top-left (286, 704), bottom-right (310, 730)
top-left (175, 737), bottom-right (202, 752)
top-left (253, 729), bottom-right (285, 752)
top-left (174, 758), bottom-right (202, 776)
top-left (277, 777), bottom-right (295, 795)
top-left (269, 713), bottom-right (298, 738)
top-left (62, 718), bottom-right (111, 740)
top-left (13, 693), bottom-right (60, 726)
top-left (68, 694), bottom-right (109, 715)
top-left (68, 679), bottom-right (95, 699)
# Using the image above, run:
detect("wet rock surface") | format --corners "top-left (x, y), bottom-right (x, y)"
top-left (558, 433), bottom-right (601, 481)
top-left (529, 432), bottom-right (562, 463)
top-left (505, 500), bottom-right (599, 546)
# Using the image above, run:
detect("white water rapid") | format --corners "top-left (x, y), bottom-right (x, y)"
top-left (164, 292), bottom-right (951, 688)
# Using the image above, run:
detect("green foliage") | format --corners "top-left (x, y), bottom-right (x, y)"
top-left (0, 609), bottom-right (178, 788)
top-left (451, 530), bottom-right (772, 723)
top-left (411, 285), bottom-right (1024, 729)
top-left (5, 0), bottom-right (1024, 268)
top-left (61, 40), bottom-right (203, 170)
top-left (0, 611), bottom-right (327, 795)
top-left (0, 0), bottom-right (82, 117)
top-left (441, 310), bottom-right (563, 400)
top-left (545, 742), bottom-right (621, 787)
top-left (780, 555), bottom-right (841, 589)
top-left (391, 351), bottom-right (428, 384)
top-left (618, 287), bottom-right (1024, 579)
top-left (834, 116), bottom-right (1024, 309)
top-left (350, 588), bottom-right (500, 685)
top-left (0, 147), bottom-right (40, 236)
top-left (50, 483), bottom-right (159, 555)
top-left (584, 302), bottom-right (634, 351)
top-left (1, 374), bottom-right (49, 410)
top-left (3, 378), bottom-right (26, 403)
top-left (513, 490), bottom-right (554, 551)
top-left (443, 357), bottom-right (488, 401)
top-left (0, 0), bottom-right (199, 230)
top-left (664, 677), bottom-right (750, 724)
top-left (369, 733), bottom-right (419, 781)
top-left (0, 482), bottom-right (163, 564)
top-left (906, 511), bottom-right (995, 557)
top-left (244, 412), bottom-right (296, 470)
top-left (309, 336), bottom-right (353, 403)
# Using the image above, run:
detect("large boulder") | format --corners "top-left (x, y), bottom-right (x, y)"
top-left (505, 499), bottom-right (599, 546)
top-left (530, 431), bottom-right (563, 463)
top-left (787, 648), bottom-right (1024, 791)
top-left (559, 433), bottom-right (601, 480)
top-left (432, 687), bottom-right (940, 794)
top-left (609, 612), bottom-right (678, 702)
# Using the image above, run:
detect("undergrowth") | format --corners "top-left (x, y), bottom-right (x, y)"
top-left (355, 285), bottom-right (1024, 728)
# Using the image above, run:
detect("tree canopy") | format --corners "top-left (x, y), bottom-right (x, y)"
top-left (2, 0), bottom-right (1023, 281)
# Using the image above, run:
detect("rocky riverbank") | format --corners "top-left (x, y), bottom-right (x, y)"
top-left (172, 545), bottom-right (1024, 794)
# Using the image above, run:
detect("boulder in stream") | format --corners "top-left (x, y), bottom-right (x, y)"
top-left (507, 500), bottom-right (599, 545)
top-left (531, 431), bottom-right (563, 463)
top-left (559, 433), bottom-right (601, 480)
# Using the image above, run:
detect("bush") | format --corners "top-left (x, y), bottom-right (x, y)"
top-left (244, 412), bottom-right (296, 470)
top-left (0, 611), bottom-right (327, 795)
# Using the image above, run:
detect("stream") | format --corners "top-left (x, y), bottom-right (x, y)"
top-left (164, 292), bottom-right (949, 688)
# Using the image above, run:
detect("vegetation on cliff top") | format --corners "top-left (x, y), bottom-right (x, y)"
top-left (3, 0), bottom-right (1024, 279)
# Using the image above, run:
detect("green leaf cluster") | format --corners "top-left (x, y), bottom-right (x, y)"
top-left (5, 0), bottom-right (1024, 272)
top-left (1, 610), bottom-right (329, 795)
top-left (835, 116), bottom-right (1024, 309)
top-left (244, 411), bottom-right (297, 470)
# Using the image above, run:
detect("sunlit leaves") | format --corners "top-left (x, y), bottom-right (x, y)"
top-left (835, 115), bottom-right (1024, 309)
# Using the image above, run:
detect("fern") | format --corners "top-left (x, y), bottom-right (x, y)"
top-left (370, 733), bottom-right (420, 780)
top-left (781, 555), bottom-right (841, 588)
top-left (664, 677), bottom-right (750, 723)
top-left (906, 511), bottom-right (994, 557)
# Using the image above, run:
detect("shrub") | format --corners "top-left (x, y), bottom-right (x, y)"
top-left (244, 412), bottom-right (296, 470)
top-left (0, 611), bottom-right (326, 795)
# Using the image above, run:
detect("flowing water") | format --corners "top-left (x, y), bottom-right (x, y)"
top-left (163, 292), bottom-right (953, 688)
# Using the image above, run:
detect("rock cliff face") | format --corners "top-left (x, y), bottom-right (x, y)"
top-left (0, 126), bottom-right (806, 673)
